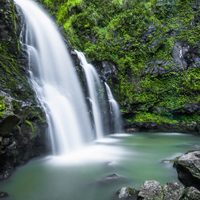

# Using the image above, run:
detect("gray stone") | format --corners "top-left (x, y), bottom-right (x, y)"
top-left (181, 187), bottom-right (200, 200)
top-left (172, 42), bottom-right (184, 65)
top-left (184, 103), bottom-right (199, 113)
top-left (175, 151), bottom-right (200, 190)
top-left (138, 180), bottom-right (163, 200)
top-left (118, 187), bottom-right (138, 199)
top-left (162, 181), bottom-right (184, 200)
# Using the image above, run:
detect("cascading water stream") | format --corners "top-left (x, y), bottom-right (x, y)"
top-left (15, 0), bottom-right (94, 155)
top-left (105, 83), bottom-right (123, 133)
top-left (75, 50), bottom-right (104, 139)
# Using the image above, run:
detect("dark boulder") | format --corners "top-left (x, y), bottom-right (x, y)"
top-left (0, 97), bottom-right (20, 137)
top-left (175, 151), bottom-right (200, 190)
top-left (0, 192), bottom-right (8, 198)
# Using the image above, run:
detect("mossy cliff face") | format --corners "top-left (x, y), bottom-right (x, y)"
top-left (0, 0), bottom-right (48, 179)
top-left (38, 0), bottom-right (200, 133)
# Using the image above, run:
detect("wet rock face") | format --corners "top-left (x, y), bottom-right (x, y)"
top-left (0, 97), bottom-right (20, 137)
top-left (172, 42), bottom-right (188, 68)
top-left (0, 0), bottom-right (20, 56)
top-left (0, 94), bottom-right (49, 180)
top-left (175, 151), bottom-right (200, 190)
top-left (141, 42), bottom-right (200, 79)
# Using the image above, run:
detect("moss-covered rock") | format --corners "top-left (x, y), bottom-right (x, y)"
top-left (0, 95), bottom-right (20, 137)
top-left (117, 187), bottom-right (138, 199)
top-left (0, 0), bottom-right (49, 180)
top-left (180, 187), bottom-right (200, 200)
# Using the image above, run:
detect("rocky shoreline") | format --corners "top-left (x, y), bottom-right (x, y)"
top-left (114, 150), bottom-right (200, 200)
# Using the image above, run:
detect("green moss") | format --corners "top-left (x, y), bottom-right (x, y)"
top-left (38, 0), bottom-right (200, 128)
top-left (125, 112), bottom-right (179, 125)
top-left (0, 96), bottom-right (6, 118)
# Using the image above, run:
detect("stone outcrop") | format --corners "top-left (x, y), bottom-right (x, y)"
top-left (175, 151), bottom-right (200, 190)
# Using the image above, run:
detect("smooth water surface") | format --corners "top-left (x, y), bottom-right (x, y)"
top-left (1, 132), bottom-right (200, 200)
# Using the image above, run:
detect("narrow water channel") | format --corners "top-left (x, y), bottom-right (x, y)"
top-left (1, 132), bottom-right (200, 200)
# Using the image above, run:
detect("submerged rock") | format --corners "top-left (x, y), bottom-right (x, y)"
top-left (138, 180), bottom-right (163, 200)
top-left (97, 174), bottom-right (127, 183)
top-left (0, 192), bottom-right (8, 198)
top-left (175, 151), bottom-right (200, 190)
top-left (92, 174), bottom-right (129, 187)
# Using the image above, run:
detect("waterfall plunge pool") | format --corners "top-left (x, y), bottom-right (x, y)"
top-left (1, 132), bottom-right (200, 200)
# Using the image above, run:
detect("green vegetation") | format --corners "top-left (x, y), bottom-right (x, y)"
top-left (0, 95), bottom-right (6, 118)
top-left (25, 120), bottom-right (34, 133)
top-left (38, 0), bottom-right (200, 129)
top-left (0, 0), bottom-right (34, 102)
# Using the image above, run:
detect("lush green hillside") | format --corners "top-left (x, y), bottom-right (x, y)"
top-left (38, 0), bottom-right (200, 132)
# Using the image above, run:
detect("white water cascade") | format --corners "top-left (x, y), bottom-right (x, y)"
top-left (105, 83), bottom-right (123, 133)
top-left (15, 0), bottom-right (94, 155)
top-left (75, 50), bottom-right (104, 139)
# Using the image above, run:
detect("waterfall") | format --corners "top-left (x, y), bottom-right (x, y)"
top-left (15, 0), bottom-right (94, 155)
top-left (75, 51), bottom-right (104, 139)
top-left (105, 83), bottom-right (123, 133)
